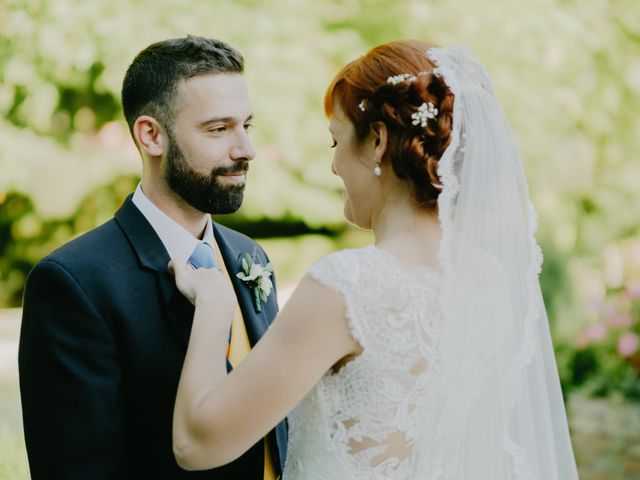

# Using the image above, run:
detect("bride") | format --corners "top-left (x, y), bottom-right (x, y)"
top-left (169, 40), bottom-right (579, 479)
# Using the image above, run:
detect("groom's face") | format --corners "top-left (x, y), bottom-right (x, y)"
top-left (163, 73), bottom-right (255, 214)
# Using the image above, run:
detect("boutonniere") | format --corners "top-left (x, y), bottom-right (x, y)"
top-left (236, 252), bottom-right (274, 313)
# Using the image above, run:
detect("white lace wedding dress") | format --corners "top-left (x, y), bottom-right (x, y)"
top-left (282, 245), bottom-right (444, 480)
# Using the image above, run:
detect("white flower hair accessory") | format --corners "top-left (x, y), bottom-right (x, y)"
top-left (387, 73), bottom-right (413, 85)
top-left (360, 70), bottom-right (442, 119)
top-left (386, 70), bottom-right (431, 85)
top-left (411, 102), bottom-right (438, 127)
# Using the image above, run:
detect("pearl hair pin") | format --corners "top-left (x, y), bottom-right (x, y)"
top-left (411, 102), bottom-right (438, 128)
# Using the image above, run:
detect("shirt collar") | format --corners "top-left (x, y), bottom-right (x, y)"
top-left (132, 183), bottom-right (216, 264)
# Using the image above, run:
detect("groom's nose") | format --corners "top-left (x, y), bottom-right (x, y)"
top-left (230, 128), bottom-right (255, 162)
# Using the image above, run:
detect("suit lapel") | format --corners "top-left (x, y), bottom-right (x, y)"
top-left (117, 199), bottom-right (287, 470)
top-left (115, 195), bottom-right (194, 346)
top-left (113, 196), bottom-right (270, 349)
top-left (213, 223), bottom-right (270, 347)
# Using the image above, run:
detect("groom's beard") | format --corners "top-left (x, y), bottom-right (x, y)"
top-left (164, 130), bottom-right (248, 215)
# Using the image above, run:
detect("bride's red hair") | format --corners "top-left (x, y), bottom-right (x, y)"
top-left (324, 40), bottom-right (454, 210)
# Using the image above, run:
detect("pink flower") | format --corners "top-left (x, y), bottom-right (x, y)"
top-left (585, 323), bottom-right (608, 341)
top-left (578, 323), bottom-right (608, 346)
top-left (626, 283), bottom-right (640, 300)
top-left (617, 332), bottom-right (639, 358)
top-left (608, 314), bottom-right (633, 328)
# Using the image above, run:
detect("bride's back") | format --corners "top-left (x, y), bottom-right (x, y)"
top-left (283, 246), bottom-right (443, 480)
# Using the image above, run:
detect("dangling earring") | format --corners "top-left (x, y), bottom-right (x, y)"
top-left (373, 155), bottom-right (382, 177)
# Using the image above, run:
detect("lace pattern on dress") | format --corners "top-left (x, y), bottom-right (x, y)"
top-left (283, 246), bottom-right (443, 480)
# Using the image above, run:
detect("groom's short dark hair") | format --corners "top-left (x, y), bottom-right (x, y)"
top-left (121, 35), bottom-right (244, 134)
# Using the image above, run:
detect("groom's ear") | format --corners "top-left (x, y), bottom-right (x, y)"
top-left (134, 115), bottom-right (166, 157)
top-left (370, 121), bottom-right (388, 162)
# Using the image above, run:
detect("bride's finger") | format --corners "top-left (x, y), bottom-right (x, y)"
top-left (168, 260), bottom-right (193, 278)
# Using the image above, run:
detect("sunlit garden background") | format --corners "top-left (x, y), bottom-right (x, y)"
top-left (1, 0), bottom-right (639, 478)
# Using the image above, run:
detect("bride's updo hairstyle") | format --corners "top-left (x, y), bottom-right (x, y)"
top-left (324, 40), bottom-right (454, 210)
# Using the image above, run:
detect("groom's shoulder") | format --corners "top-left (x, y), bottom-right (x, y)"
top-left (23, 218), bottom-right (129, 300)
top-left (40, 218), bottom-right (126, 271)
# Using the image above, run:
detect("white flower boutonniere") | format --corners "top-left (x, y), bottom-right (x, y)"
top-left (236, 252), bottom-right (273, 313)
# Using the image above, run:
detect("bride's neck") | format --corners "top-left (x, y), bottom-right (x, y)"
top-left (371, 198), bottom-right (442, 268)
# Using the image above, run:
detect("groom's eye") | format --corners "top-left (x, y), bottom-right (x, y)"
top-left (243, 123), bottom-right (253, 132)
top-left (208, 126), bottom-right (227, 134)
top-left (330, 139), bottom-right (337, 149)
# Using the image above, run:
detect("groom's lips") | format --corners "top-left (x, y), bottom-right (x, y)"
top-left (218, 170), bottom-right (248, 185)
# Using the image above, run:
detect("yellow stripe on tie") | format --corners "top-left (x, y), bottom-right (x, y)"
top-left (214, 244), bottom-right (278, 480)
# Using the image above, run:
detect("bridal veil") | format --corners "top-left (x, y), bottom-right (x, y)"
top-left (410, 46), bottom-right (579, 479)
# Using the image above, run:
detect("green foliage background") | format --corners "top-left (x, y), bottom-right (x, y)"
top-left (0, 0), bottom-right (640, 284)
top-left (0, 0), bottom-right (640, 352)
top-left (1, 0), bottom-right (639, 398)
top-left (1, 1), bottom-right (640, 477)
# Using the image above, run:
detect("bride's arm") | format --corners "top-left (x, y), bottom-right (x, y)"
top-left (170, 261), bottom-right (358, 471)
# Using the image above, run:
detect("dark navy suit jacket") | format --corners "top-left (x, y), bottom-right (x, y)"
top-left (18, 195), bottom-right (287, 479)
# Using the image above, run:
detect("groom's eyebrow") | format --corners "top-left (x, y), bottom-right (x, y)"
top-left (199, 114), bottom-right (254, 127)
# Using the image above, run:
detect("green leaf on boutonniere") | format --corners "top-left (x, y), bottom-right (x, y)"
top-left (236, 252), bottom-right (273, 314)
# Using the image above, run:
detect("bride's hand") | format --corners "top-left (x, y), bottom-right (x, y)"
top-left (168, 260), bottom-right (237, 311)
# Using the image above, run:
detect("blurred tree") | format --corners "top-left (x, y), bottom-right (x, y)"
top-left (1, 0), bottom-right (639, 354)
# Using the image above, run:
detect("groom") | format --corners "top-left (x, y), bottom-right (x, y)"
top-left (19, 35), bottom-right (286, 479)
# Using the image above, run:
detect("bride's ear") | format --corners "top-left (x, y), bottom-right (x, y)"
top-left (370, 122), bottom-right (388, 164)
